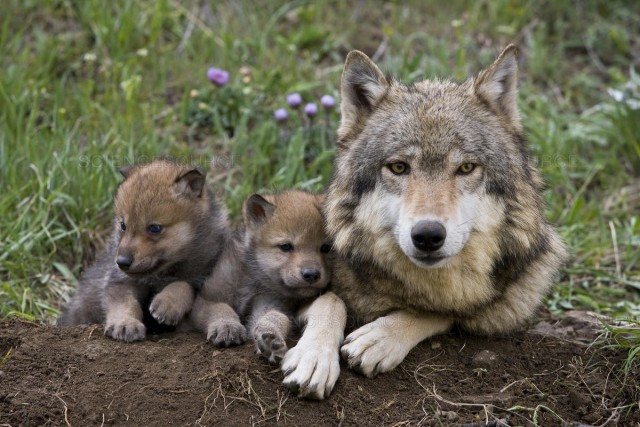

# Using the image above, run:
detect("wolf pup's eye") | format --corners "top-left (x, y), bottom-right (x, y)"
top-left (147, 224), bottom-right (163, 234)
top-left (457, 163), bottom-right (476, 175)
top-left (388, 161), bottom-right (409, 175)
top-left (120, 221), bottom-right (126, 231)
top-left (278, 243), bottom-right (294, 252)
top-left (320, 244), bottom-right (331, 253)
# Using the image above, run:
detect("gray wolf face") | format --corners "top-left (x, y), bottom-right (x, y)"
top-left (114, 161), bottom-right (208, 276)
top-left (328, 46), bottom-right (530, 269)
top-left (244, 191), bottom-right (332, 298)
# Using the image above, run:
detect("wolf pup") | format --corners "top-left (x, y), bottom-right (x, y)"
top-left (282, 45), bottom-right (568, 398)
top-left (191, 191), bottom-right (332, 363)
top-left (59, 160), bottom-right (229, 342)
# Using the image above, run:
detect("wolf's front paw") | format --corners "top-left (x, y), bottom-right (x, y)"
top-left (207, 320), bottom-right (246, 347)
top-left (341, 319), bottom-right (410, 377)
top-left (282, 335), bottom-right (340, 400)
top-left (149, 292), bottom-right (187, 326)
top-left (105, 317), bottom-right (146, 342)
top-left (254, 330), bottom-right (287, 364)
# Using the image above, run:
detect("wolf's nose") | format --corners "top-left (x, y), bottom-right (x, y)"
top-left (301, 268), bottom-right (321, 284)
top-left (116, 254), bottom-right (133, 270)
top-left (411, 221), bottom-right (446, 252)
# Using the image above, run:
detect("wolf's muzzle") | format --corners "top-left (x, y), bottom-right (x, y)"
top-left (411, 221), bottom-right (446, 252)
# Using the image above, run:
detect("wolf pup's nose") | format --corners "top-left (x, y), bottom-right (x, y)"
top-left (116, 254), bottom-right (133, 270)
top-left (411, 221), bottom-right (446, 252)
top-left (301, 268), bottom-right (321, 284)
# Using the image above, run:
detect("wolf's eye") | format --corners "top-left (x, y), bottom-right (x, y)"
top-left (147, 224), bottom-right (163, 234)
top-left (278, 243), bottom-right (294, 252)
top-left (388, 162), bottom-right (409, 175)
top-left (320, 244), bottom-right (331, 254)
top-left (120, 221), bottom-right (126, 231)
top-left (457, 163), bottom-right (476, 175)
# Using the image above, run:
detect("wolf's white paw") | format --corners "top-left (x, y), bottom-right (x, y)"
top-left (341, 319), bottom-right (412, 377)
top-left (282, 335), bottom-right (340, 400)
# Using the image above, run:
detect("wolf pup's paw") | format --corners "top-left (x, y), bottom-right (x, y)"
top-left (281, 334), bottom-right (340, 400)
top-left (207, 320), bottom-right (246, 347)
top-left (105, 317), bottom-right (146, 342)
top-left (149, 293), bottom-right (187, 326)
top-left (254, 330), bottom-right (287, 364)
top-left (341, 319), bottom-right (410, 377)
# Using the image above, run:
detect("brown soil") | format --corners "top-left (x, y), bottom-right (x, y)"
top-left (1, 313), bottom-right (637, 426)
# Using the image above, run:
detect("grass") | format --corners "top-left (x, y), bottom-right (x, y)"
top-left (0, 0), bottom-right (639, 331)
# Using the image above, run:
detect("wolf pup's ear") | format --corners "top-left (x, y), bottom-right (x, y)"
top-left (339, 50), bottom-right (390, 145)
top-left (474, 44), bottom-right (521, 129)
top-left (244, 194), bottom-right (275, 227)
top-left (175, 168), bottom-right (206, 198)
top-left (119, 165), bottom-right (136, 178)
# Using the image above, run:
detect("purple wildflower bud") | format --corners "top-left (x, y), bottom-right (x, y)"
top-left (304, 102), bottom-right (318, 116)
top-left (274, 108), bottom-right (288, 121)
top-left (286, 93), bottom-right (302, 107)
top-left (321, 95), bottom-right (336, 108)
top-left (207, 67), bottom-right (230, 86)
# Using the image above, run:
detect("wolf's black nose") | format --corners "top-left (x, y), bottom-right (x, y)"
top-left (411, 221), bottom-right (446, 252)
top-left (116, 254), bottom-right (133, 270)
top-left (301, 268), bottom-right (321, 283)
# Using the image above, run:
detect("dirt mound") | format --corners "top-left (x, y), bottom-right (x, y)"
top-left (0, 315), bottom-right (637, 426)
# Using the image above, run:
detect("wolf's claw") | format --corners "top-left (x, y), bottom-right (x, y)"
top-left (207, 320), bottom-right (246, 347)
top-left (149, 295), bottom-right (184, 326)
top-left (105, 317), bottom-right (146, 342)
top-left (340, 319), bottom-right (409, 377)
top-left (281, 335), bottom-right (340, 400)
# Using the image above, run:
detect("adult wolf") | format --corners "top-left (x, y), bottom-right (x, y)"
top-left (282, 45), bottom-right (567, 399)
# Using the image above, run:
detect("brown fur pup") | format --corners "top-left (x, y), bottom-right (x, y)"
top-left (282, 46), bottom-right (568, 398)
top-left (59, 160), bottom-right (229, 342)
top-left (191, 191), bottom-right (332, 363)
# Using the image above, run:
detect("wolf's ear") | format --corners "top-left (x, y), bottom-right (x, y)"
top-left (243, 194), bottom-right (275, 227)
top-left (175, 167), bottom-right (206, 198)
top-left (339, 50), bottom-right (389, 143)
top-left (119, 165), bottom-right (136, 179)
top-left (474, 44), bottom-right (520, 127)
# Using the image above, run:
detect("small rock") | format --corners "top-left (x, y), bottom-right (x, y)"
top-left (436, 409), bottom-right (458, 421)
top-left (471, 350), bottom-right (499, 369)
top-left (530, 320), bottom-right (554, 335)
top-left (431, 341), bottom-right (442, 350)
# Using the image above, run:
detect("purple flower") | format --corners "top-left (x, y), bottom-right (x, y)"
top-left (274, 108), bottom-right (288, 121)
top-left (286, 93), bottom-right (302, 107)
top-left (321, 95), bottom-right (336, 108)
top-left (304, 102), bottom-right (318, 117)
top-left (207, 67), bottom-right (229, 86)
